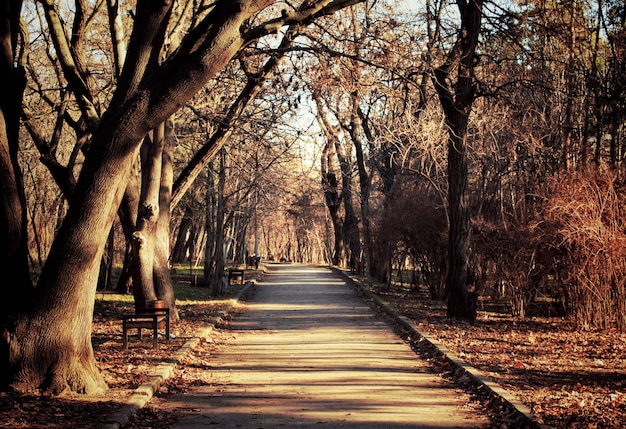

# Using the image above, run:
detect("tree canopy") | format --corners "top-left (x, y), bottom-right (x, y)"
top-left (1, 0), bottom-right (625, 395)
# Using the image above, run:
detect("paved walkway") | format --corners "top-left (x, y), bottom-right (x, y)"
top-left (161, 264), bottom-right (488, 428)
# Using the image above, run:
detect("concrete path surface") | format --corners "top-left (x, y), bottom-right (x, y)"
top-left (160, 264), bottom-right (489, 428)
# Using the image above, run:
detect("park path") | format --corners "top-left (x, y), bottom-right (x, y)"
top-left (161, 264), bottom-right (488, 428)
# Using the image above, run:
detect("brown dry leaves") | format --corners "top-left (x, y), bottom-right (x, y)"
top-left (376, 286), bottom-right (626, 429)
top-left (0, 288), bottom-right (245, 429)
top-left (2, 280), bottom-right (625, 429)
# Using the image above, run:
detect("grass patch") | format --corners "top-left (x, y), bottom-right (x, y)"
top-left (94, 263), bottom-right (265, 307)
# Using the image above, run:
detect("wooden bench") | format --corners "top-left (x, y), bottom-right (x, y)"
top-left (228, 269), bottom-right (245, 285)
top-left (246, 255), bottom-right (261, 269)
top-left (122, 305), bottom-right (170, 350)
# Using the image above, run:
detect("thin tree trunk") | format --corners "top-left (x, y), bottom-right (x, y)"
top-left (0, 0), bottom-right (31, 389)
top-left (171, 206), bottom-right (194, 264)
top-left (321, 141), bottom-right (344, 265)
top-left (212, 150), bottom-right (227, 296)
top-left (445, 120), bottom-right (474, 319)
top-left (348, 101), bottom-right (372, 277)
top-left (203, 160), bottom-right (217, 287)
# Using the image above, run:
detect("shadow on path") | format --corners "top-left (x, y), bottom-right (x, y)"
top-left (159, 264), bottom-right (489, 429)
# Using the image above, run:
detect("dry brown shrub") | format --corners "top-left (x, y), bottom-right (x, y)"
top-left (471, 217), bottom-right (543, 317)
top-left (376, 180), bottom-right (448, 299)
top-left (540, 169), bottom-right (626, 331)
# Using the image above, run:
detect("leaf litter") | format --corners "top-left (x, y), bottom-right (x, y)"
top-left (1, 280), bottom-right (624, 428)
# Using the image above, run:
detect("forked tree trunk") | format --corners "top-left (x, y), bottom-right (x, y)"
top-left (130, 120), bottom-right (177, 320)
top-left (4, 2), bottom-right (263, 394)
top-left (315, 94), bottom-right (360, 268)
top-left (2, 0), bottom-right (366, 396)
top-left (6, 105), bottom-right (147, 392)
top-left (432, 0), bottom-right (482, 321)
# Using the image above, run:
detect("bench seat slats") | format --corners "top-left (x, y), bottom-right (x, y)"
top-left (122, 307), bottom-right (170, 350)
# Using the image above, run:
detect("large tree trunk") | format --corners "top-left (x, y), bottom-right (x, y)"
top-left (0, 0), bottom-right (31, 388)
top-left (432, 0), bottom-right (482, 321)
top-left (445, 119), bottom-right (474, 319)
top-left (2, 0), bottom-right (367, 396)
top-left (153, 190), bottom-right (177, 312)
top-left (130, 120), bottom-right (177, 320)
top-left (6, 112), bottom-right (143, 393)
top-left (3, 1), bottom-right (265, 394)
top-left (153, 120), bottom-right (178, 320)
top-left (0, 0), bottom-right (29, 291)
top-left (131, 127), bottom-right (165, 308)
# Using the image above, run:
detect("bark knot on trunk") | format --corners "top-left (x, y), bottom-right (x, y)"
top-left (140, 202), bottom-right (159, 219)
top-left (132, 231), bottom-right (147, 247)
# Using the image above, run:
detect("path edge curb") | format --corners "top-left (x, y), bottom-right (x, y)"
top-left (333, 267), bottom-right (547, 429)
top-left (101, 280), bottom-right (257, 429)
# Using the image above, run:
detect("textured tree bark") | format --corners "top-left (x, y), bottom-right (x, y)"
top-left (0, 0), bottom-right (34, 389)
top-left (4, 0), bottom-right (263, 394)
top-left (445, 116), bottom-right (474, 320)
top-left (153, 121), bottom-right (177, 321)
top-left (131, 126), bottom-right (165, 309)
top-left (334, 139), bottom-right (361, 271)
top-left (432, 0), bottom-right (482, 321)
top-left (347, 100), bottom-right (371, 277)
top-left (0, 0), bottom-right (29, 285)
top-left (321, 142), bottom-right (344, 266)
top-left (211, 150), bottom-right (227, 297)
top-left (203, 160), bottom-right (217, 288)
top-left (315, 93), bottom-right (360, 268)
top-left (2, 0), bottom-right (368, 396)
top-left (115, 161), bottom-right (140, 293)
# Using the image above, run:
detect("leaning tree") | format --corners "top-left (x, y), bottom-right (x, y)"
top-left (0, 0), bottom-right (364, 395)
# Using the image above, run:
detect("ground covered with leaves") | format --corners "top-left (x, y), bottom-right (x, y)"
top-left (0, 277), bottom-right (251, 429)
top-left (373, 284), bottom-right (626, 429)
top-left (1, 270), bottom-right (624, 428)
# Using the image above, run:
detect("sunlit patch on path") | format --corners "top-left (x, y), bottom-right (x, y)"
top-left (160, 264), bottom-right (489, 428)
